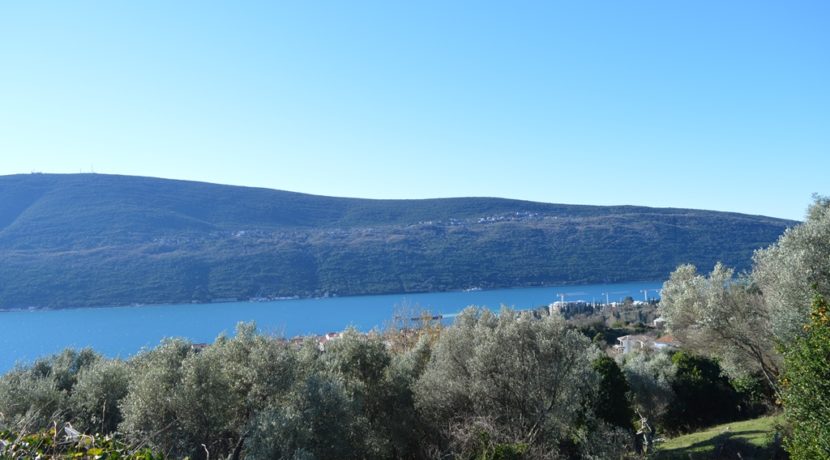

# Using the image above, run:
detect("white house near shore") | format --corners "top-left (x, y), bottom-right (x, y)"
top-left (616, 335), bottom-right (652, 354)
top-left (616, 334), bottom-right (680, 354)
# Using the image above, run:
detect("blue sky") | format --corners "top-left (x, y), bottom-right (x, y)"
top-left (0, 1), bottom-right (826, 221)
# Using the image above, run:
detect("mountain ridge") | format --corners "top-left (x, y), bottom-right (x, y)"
top-left (0, 173), bottom-right (796, 309)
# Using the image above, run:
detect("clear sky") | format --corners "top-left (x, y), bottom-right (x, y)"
top-left (1, 1), bottom-right (827, 221)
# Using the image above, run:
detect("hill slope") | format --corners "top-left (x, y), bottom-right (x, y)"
top-left (0, 173), bottom-right (796, 309)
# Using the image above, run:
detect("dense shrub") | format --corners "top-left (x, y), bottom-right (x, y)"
top-left (414, 307), bottom-right (629, 457)
top-left (781, 292), bottom-right (830, 459)
top-left (592, 355), bottom-right (635, 431)
top-left (663, 351), bottom-right (742, 433)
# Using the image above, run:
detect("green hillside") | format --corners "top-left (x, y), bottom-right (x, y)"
top-left (0, 173), bottom-right (796, 309)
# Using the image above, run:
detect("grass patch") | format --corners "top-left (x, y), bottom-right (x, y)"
top-left (653, 415), bottom-right (787, 459)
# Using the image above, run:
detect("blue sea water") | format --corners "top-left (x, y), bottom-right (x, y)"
top-left (0, 280), bottom-right (663, 372)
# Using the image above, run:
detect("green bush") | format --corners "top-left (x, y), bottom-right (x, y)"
top-left (663, 351), bottom-right (742, 433)
top-left (781, 292), bottom-right (830, 459)
top-left (592, 355), bottom-right (635, 431)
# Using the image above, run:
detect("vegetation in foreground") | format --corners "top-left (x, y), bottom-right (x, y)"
top-left (0, 313), bottom-right (632, 459)
top-left (660, 196), bottom-right (830, 459)
top-left (0, 317), bottom-right (774, 460)
top-left (0, 425), bottom-right (163, 459)
top-left (780, 292), bottom-right (830, 458)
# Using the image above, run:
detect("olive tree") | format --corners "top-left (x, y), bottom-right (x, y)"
top-left (618, 350), bottom-right (676, 428)
top-left (0, 348), bottom-right (101, 430)
top-left (754, 195), bottom-right (830, 344)
top-left (660, 263), bottom-right (781, 394)
top-left (118, 339), bottom-right (195, 456)
top-left (246, 330), bottom-right (424, 459)
top-left (245, 371), bottom-right (367, 459)
top-left (661, 197), bottom-right (830, 397)
top-left (69, 358), bottom-right (131, 434)
top-left (119, 324), bottom-right (301, 459)
top-left (414, 307), bottom-right (603, 457)
top-left (323, 328), bottom-right (432, 457)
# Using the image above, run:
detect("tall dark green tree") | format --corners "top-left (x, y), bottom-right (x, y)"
top-left (664, 351), bottom-right (740, 433)
top-left (592, 355), bottom-right (634, 431)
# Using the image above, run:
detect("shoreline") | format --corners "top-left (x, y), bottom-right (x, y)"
top-left (0, 278), bottom-right (664, 313)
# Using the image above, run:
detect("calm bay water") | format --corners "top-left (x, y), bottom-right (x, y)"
top-left (0, 280), bottom-right (662, 372)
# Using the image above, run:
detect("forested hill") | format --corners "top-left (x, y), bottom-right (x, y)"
top-left (0, 173), bottom-right (796, 309)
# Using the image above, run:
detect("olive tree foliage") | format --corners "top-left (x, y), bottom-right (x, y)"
top-left (246, 331), bottom-right (384, 459)
top-left (618, 351), bottom-right (676, 428)
top-left (2, 314), bottom-right (640, 459)
top-left (661, 197), bottom-right (830, 396)
top-left (249, 328), bottom-right (432, 459)
top-left (414, 307), bottom-right (626, 458)
top-left (660, 264), bottom-right (781, 393)
top-left (115, 322), bottom-right (433, 459)
top-left (119, 324), bottom-right (302, 459)
top-left (68, 358), bottom-right (131, 434)
top-left (245, 372), bottom-right (368, 460)
top-left (0, 348), bottom-right (101, 430)
top-left (339, 330), bottom-right (440, 455)
top-left (117, 339), bottom-right (197, 456)
top-left (753, 195), bottom-right (830, 345)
